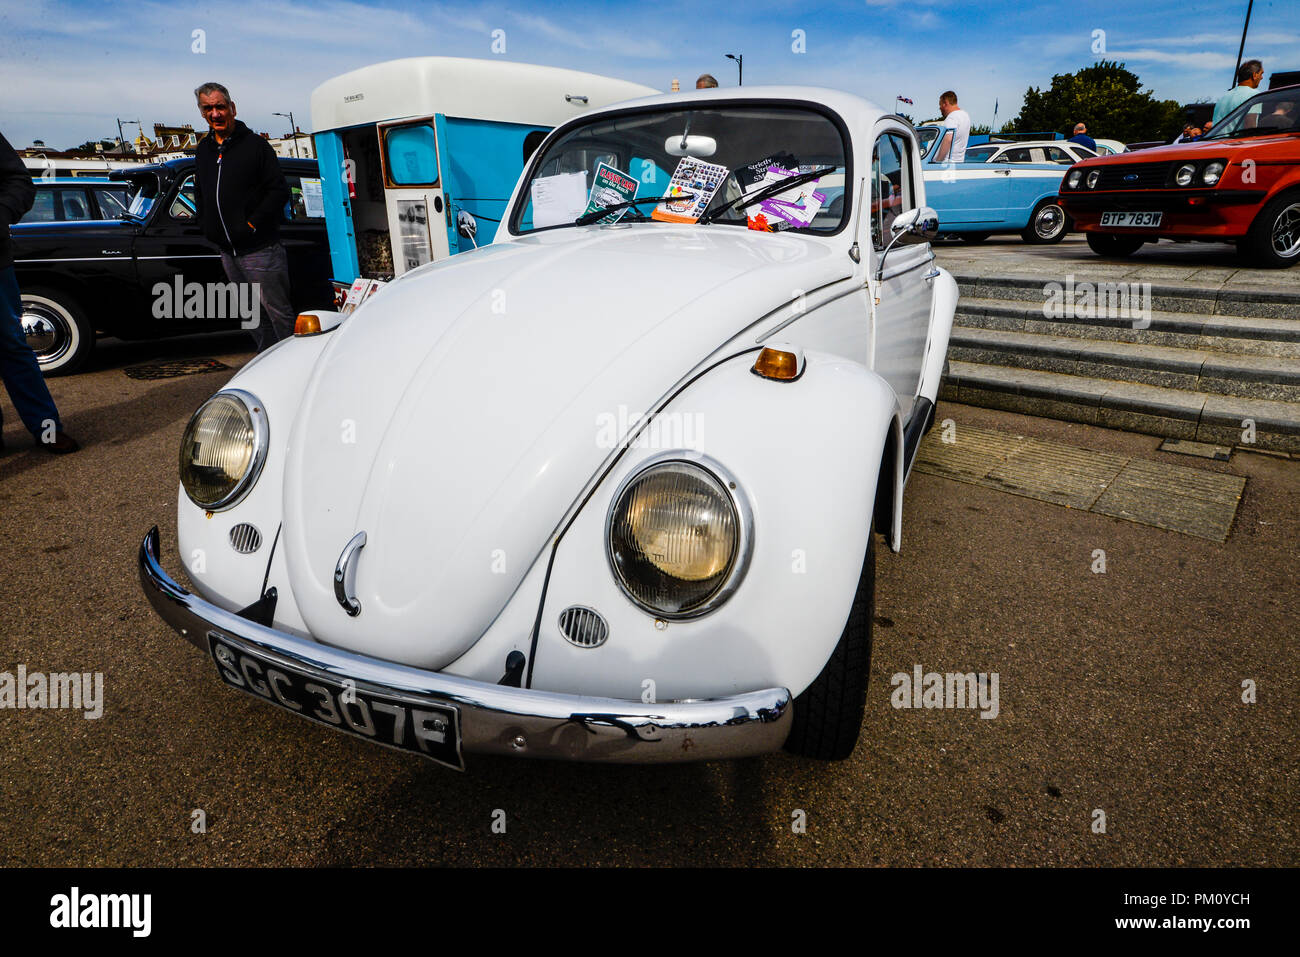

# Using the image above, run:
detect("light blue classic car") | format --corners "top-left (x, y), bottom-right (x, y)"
top-left (917, 125), bottom-right (1072, 244)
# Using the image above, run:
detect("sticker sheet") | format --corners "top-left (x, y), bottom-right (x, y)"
top-left (582, 162), bottom-right (639, 225)
top-left (652, 157), bottom-right (731, 224)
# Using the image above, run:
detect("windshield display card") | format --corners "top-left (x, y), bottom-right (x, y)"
top-left (735, 152), bottom-right (799, 191)
top-left (751, 166), bottom-right (827, 230)
top-left (583, 162), bottom-right (639, 225)
top-left (652, 157), bottom-right (730, 223)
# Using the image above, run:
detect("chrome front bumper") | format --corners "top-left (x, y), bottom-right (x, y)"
top-left (139, 528), bottom-right (793, 767)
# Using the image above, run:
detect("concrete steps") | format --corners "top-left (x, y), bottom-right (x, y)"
top-left (945, 274), bottom-right (1300, 453)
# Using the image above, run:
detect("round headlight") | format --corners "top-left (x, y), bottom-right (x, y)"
top-left (607, 457), bottom-right (751, 618)
top-left (1067, 170), bottom-right (1082, 189)
top-left (1175, 163), bottom-right (1196, 186)
top-left (1086, 169), bottom-right (1101, 189)
top-left (1202, 161), bottom-right (1225, 185)
top-left (179, 389), bottom-right (268, 510)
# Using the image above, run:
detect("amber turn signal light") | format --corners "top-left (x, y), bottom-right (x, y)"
top-left (752, 346), bottom-right (804, 381)
top-left (294, 313), bottom-right (322, 336)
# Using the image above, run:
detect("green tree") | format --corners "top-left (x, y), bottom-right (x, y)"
top-left (1006, 61), bottom-right (1182, 143)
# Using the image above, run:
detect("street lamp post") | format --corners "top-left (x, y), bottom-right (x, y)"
top-left (725, 53), bottom-right (743, 86)
top-left (1231, 0), bottom-right (1254, 90)
top-left (273, 111), bottom-right (297, 157)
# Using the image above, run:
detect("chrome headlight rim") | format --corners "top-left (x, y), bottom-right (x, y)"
top-left (604, 451), bottom-right (754, 621)
top-left (1175, 163), bottom-right (1196, 187)
top-left (180, 388), bottom-right (269, 512)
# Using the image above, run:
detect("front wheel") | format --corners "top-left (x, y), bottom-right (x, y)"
top-left (784, 535), bottom-right (875, 760)
top-left (1021, 200), bottom-right (1068, 244)
top-left (1086, 232), bottom-right (1146, 258)
top-left (1241, 192), bottom-right (1300, 268)
top-left (20, 288), bottom-right (95, 375)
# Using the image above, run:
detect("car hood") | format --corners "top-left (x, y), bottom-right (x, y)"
top-left (1079, 133), bottom-right (1300, 164)
top-left (282, 225), bottom-right (852, 667)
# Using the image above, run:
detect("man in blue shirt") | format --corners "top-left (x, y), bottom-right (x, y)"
top-left (1213, 60), bottom-right (1264, 126)
top-left (1068, 123), bottom-right (1097, 152)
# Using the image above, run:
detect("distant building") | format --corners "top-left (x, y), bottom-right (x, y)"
top-left (269, 129), bottom-right (315, 159)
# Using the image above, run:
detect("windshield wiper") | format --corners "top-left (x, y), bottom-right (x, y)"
top-left (574, 195), bottom-right (679, 226)
top-left (698, 166), bottom-right (836, 225)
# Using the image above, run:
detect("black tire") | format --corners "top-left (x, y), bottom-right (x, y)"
top-left (958, 232), bottom-right (991, 244)
top-left (784, 535), bottom-right (875, 760)
top-left (1241, 190), bottom-right (1300, 268)
top-left (19, 287), bottom-right (95, 375)
top-left (1086, 231), bottom-right (1146, 258)
top-left (1020, 199), bottom-right (1068, 244)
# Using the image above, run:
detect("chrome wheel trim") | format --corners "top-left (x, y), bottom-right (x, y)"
top-left (1034, 203), bottom-right (1065, 239)
top-left (1270, 202), bottom-right (1300, 259)
top-left (21, 299), bottom-right (77, 367)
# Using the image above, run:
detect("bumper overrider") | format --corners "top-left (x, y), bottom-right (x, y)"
top-left (139, 527), bottom-right (793, 769)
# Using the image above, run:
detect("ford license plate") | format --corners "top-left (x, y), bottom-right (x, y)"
top-left (1100, 211), bottom-right (1162, 228)
top-left (208, 633), bottom-right (464, 770)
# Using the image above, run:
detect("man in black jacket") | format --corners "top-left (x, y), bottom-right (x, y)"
top-left (0, 127), bottom-right (77, 454)
top-left (193, 83), bottom-right (294, 350)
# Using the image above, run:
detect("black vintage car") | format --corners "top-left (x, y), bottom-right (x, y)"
top-left (12, 157), bottom-right (332, 374)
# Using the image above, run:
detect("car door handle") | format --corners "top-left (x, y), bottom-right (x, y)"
top-left (334, 531), bottom-right (367, 617)
top-left (924, 267), bottom-right (941, 281)
top-left (995, 169), bottom-right (1012, 175)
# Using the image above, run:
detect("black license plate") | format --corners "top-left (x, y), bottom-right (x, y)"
top-left (207, 632), bottom-right (464, 771)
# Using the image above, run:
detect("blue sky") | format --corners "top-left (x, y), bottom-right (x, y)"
top-left (1, 0), bottom-right (1295, 149)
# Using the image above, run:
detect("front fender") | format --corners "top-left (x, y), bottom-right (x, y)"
top-left (528, 349), bottom-right (902, 701)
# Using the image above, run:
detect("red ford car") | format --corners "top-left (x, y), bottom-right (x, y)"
top-left (1059, 84), bottom-right (1300, 268)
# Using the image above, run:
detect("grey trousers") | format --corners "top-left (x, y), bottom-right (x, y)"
top-left (220, 241), bottom-right (295, 351)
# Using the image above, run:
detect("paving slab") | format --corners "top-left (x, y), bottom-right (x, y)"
top-left (914, 423), bottom-right (1247, 540)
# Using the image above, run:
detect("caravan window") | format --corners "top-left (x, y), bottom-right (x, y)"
top-left (383, 123), bottom-right (440, 187)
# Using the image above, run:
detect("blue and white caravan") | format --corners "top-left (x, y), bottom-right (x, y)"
top-left (916, 124), bottom-right (1072, 244)
top-left (310, 57), bottom-right (656, 284)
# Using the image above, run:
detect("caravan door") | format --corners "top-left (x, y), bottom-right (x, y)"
top-left (378, 117), bottom-right (452, 275)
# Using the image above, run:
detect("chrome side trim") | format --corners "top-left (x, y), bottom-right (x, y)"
top-left (333, 530), bottom-right (367, 617)
top-left (139, 528), bottom-right (793, 764)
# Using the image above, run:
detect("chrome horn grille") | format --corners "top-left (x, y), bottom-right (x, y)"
top-left (228, 523), bottom-right (263, 554)
top-left (558, 606), bottom-right (609, 648)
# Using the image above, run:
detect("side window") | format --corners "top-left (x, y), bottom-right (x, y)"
top-left (283, 174), bottom-right (325, 221)
top-left (21, 188), bottom-right (57, 222)
top-left (169, 174), bottom-right (198, 219)
top-left (1044, 146), bottom-right (1074, 164)
top-left (383, 123), bottom-right (439, 187)
top-left (1003, 148), bottom-right (1033, 163)
top-left (871, 133), bottom-right (914, 251)
top-left (94, 187), bottom-right (132, 219)
top-left (59, 189), bottom-right (93, 221)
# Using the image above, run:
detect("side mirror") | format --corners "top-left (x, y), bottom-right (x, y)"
top-left (457, 210), bottom-right (479, 248)
top-left (891, 205), bottom-right (939, 242)
top-left (876, 206), bottom-right (939, 280)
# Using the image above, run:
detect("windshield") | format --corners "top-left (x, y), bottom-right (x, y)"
top-left (511, 104), bottom-right (849, 235)
top-left (917, 127), bottom-right (941, 157)
top-left (1204, 88), bottom-right (1300, 139)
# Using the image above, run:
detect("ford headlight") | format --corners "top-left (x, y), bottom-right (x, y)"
top-left (1086, 169), bottom-right (1101, 189)
top-left (179, 389), bottom-right (268, 510)
top-left (1202, 161), bottom-right (1225, 185)
top-left (1067, 170), bottom-right (1082, 189)
top-left (1175, 163), bottom-right (1196, 186)
top-left (606, 456), bottom-right (752, 618)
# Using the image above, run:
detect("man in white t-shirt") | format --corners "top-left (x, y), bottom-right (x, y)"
top-left (935, 90), bottom-right (971, 163)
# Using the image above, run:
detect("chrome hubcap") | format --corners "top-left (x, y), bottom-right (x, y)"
top-left (1271, 203), bottom-right (1300, 258)
top-left (1035, 205), bottom-right (1064, 238)
top-left (21, 304), bottom-right (73, 365)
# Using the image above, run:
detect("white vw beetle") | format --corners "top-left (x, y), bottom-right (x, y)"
top-left (140, 86), bottom-right (957, 770)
